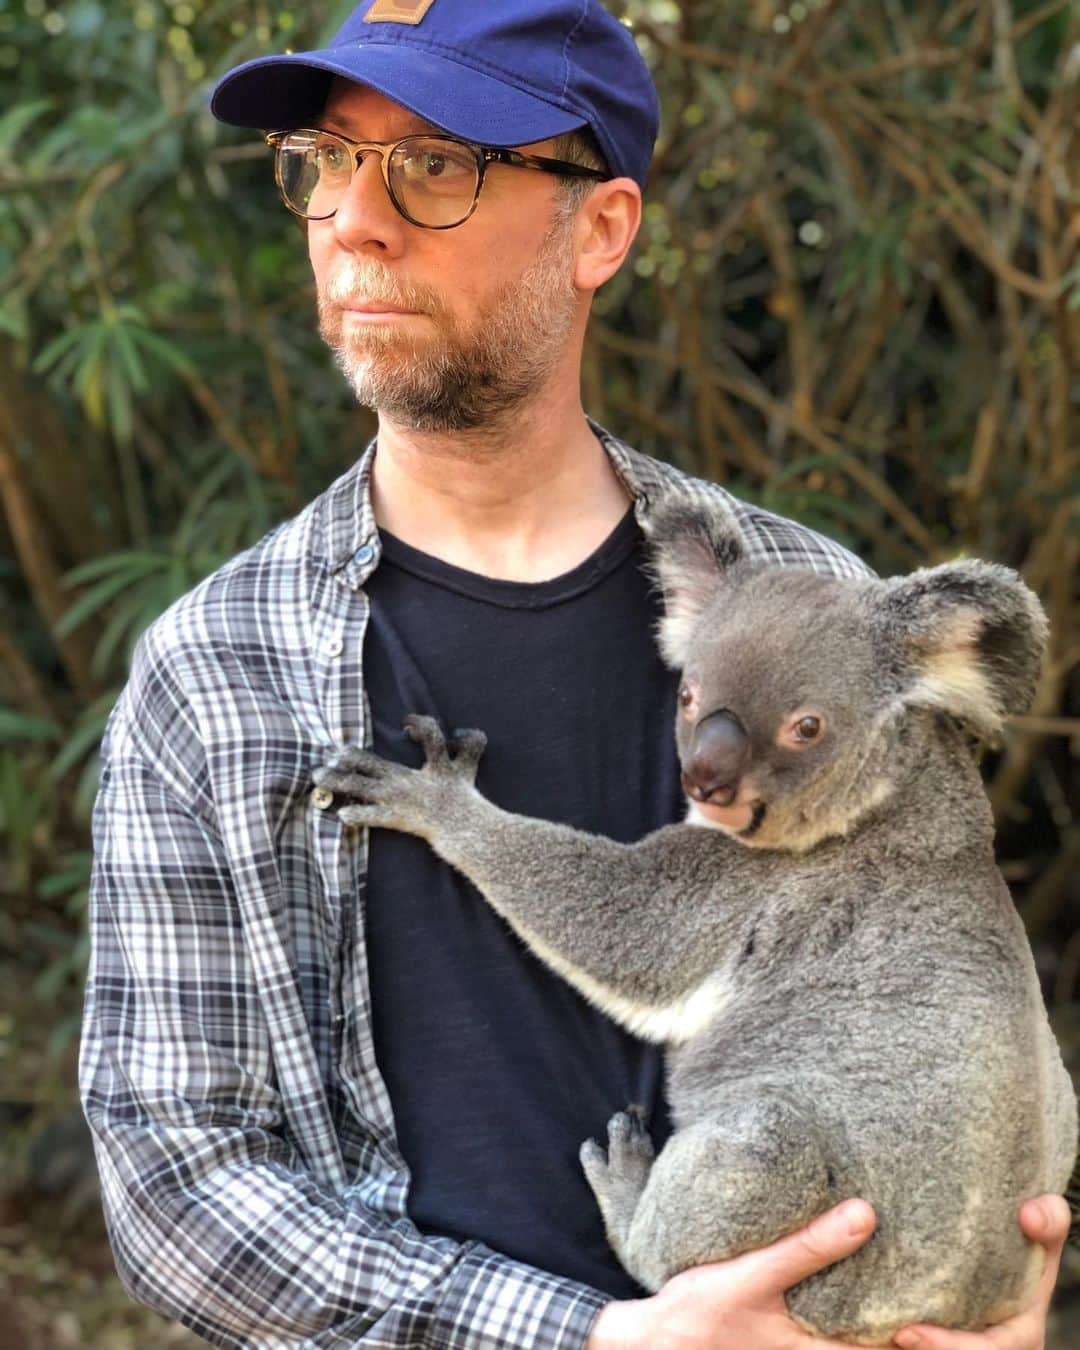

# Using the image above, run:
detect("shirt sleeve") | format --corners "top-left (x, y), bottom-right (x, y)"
top-left (78, 686), bottom-right (609, 1350)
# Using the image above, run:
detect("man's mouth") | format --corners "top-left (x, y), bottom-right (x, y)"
top-left (341, 300), bottom-right (420, 318)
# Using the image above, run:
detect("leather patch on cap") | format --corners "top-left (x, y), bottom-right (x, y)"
top-left (364, 0), bottom-right (438, 23)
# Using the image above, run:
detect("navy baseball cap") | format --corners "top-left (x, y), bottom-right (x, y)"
top-left (210, 0), bottom-right (659, 190)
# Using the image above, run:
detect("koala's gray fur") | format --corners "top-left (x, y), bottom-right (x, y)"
top-left (314, 497), bottom-right (1078, 1344)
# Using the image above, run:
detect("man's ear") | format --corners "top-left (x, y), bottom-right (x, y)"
top-left (572, 177), bottom-right (641, 293)
top-left (644, 496), bottom-right (747, 668)
top-left (880, 560), bottom-right (1048, 739)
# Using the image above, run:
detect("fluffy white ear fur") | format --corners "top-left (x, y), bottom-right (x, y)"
top-left (885, 561), bottom-right (1048, 740)
top-left (646, 498), bottom-right (746, 669)
top-left (904, 608), bottom-right (1005, 740)
top-left (653, 538), bottom-right (722, 668)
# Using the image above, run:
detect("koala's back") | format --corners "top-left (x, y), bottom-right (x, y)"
top-left (666, 823), bottom-right (1077, 1341)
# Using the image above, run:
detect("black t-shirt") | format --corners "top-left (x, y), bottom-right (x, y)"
top-left (362, 507), bottom-right (683, 1298)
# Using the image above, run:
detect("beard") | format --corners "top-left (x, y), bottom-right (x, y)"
top-left (316, 209), bottom-right (580, 432)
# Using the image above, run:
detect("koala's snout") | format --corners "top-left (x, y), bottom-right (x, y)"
top-left (682, 710), bottom-right (751, 805)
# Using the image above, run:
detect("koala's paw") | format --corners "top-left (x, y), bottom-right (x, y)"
top-left (580, 1109), bottom-right (655, 1222)
top-left (313, 717), bottom-right (487, 836)
top-left (404, 714), bottom-right (487, 785)
top-left (313, 747), bottom-right (421, 832)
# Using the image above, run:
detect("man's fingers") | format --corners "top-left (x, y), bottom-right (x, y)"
top-left (893, 1326), bottom-right (999, 1350)
top-left (1017, 1193), bottom-right (1069, 1308)
top-left (739, 1199), bottom-right (877, 1296)
top-left (1017, 1193), bottom-right (1070, 1246)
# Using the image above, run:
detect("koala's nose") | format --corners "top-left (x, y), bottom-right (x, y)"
top-left (682, 710), bottom-right (751, 806)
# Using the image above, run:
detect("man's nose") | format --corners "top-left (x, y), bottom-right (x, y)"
top-left (681, 711), bottom-right (751, 806)
top-left (331, 151), bottom-right (405, 250)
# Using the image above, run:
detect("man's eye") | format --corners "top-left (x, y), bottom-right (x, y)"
top-left (423, 154), bottom-right (447, 177)
top-left (320, 144), bottom-right (348, 171)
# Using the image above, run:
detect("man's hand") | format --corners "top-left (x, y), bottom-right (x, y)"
top-left (891, 1195), bottom-right (1071, 1350)
top-left (586, 1198), bottom-right (877, 1349)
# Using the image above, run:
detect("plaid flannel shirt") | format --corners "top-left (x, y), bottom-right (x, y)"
top-left (79, 421), bottom-right (874, 1348)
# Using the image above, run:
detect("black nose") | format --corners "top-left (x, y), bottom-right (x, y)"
top-left (682, 710), bottom-right (751, 805)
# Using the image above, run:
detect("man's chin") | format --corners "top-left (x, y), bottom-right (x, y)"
top-left (334, 343), bottom-right (441, 405)
top-left (340, 367), bottom-right (486, 433)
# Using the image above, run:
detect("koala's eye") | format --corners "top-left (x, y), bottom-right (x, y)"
top-left (796, 716), bottom-right (822, 741)
top-left (779, 712), bottom-right (825, 749)
top-left (677, 683), bottom-right (700, 718)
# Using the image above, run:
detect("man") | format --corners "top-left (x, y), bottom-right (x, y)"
top-left (78, 2), bottom-right (1070, 1347)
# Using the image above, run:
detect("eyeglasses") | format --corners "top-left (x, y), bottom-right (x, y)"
top-left (265, 128), bottom-right (609, 230)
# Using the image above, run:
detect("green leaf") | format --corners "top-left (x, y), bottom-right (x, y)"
top-left (174, 451), bottom-right (241, 552)
top-left (35, 954), bottom-right (78, 1001)
top-left (55, 567), bottom-right (144, 636)
top-left (0, 99), bottom-right (53, 153)
top-left (32, 324), bottom-right (89, 376)
top-left (73, 751), bottom-right (103, 822)
top-left (105, 347), bottom-right (134, 444)
top-left (0, 709), bottom-right (61, 744)
top-left (131, 326), bottom-right (196, 378)
top-left (36, 859), bottom-right (92, 900)
top-left (111, 316), bottom-right (152, 394)
top-left (91, 589), bottom-right (150, 681)
top-left (0, 305), bottom-right (28, 341)
top-left (23, 921), bottom-right (71, 951)
top-left (47, 697), bottom-right (116, 782)
top-left (63, 550), bottom-right (169, 587)
top-left (73, 321), bottom-right (111, 428)
top-left (48, 1009), bottom-right (85, 1060)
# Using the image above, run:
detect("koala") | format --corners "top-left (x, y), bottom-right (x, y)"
top-left (313, 497), bottom-right (1078, 1345)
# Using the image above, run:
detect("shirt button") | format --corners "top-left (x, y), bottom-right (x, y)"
top-left (322, 636), bottom-right (344, 658)
top-left (311, 787), bottom-right (334, 810)
top-left (353, 544), bottom-right (375, 566)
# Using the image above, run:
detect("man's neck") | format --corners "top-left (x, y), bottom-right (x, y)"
top-left (370, 392), bottom-right (633, 582)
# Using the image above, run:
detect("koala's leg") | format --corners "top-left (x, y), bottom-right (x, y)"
top-left (616, 1092), bottom-right (835, 1293)
top-left (315, 717), bottom-right (766, 1029)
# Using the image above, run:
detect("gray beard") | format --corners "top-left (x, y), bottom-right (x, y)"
top-left (318, 212), bottom-right (579, 432)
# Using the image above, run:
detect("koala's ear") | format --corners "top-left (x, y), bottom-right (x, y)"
top-left (880, 560), bottom-right (1048, 738)
top-left (644, 496), bottom-right (747, 668)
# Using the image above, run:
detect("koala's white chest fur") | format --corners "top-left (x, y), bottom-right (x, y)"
top-left (513, 918), bottom-right (737, 1044)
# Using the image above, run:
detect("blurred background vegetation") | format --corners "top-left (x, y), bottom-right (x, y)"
top-left (0, 0), bottom-right (1076, 1344)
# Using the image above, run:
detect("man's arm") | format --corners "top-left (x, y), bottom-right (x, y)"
top-left (79, 697), bottom-right (607, 1348)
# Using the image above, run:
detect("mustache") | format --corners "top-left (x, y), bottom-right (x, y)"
top-left (323, 260), bottom-right (437, 314)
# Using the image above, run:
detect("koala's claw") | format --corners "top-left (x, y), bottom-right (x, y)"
top-left (580, 1111), bottom-right (655, 1184)
top-left (580, 1138), bottom-right (606, 1172)
top-left (312, 749), bottom-right (392, 799)
top-left (403, 714), bottom-right (487, 780)
top-left (403, 714), bottom-right (449, 765)
top-left (448, 727), bottom-right (488, 773)
top-left (607, 1109), bottom-right (655, 1164)
top-left (318, 745), bottom-right (382, 777)
top-left (338, 802), bottom-right (380, 828)
top-left (315, 756), bottom-right (405, 804)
